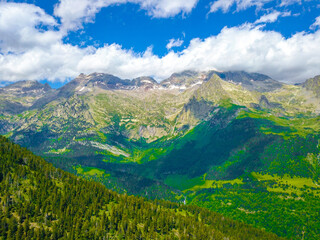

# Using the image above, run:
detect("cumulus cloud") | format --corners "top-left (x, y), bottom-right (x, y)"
top-left (1, 2), bottom-right (320, 84)
top-left (166, 38), bottom-right (184, 49)
top-left (54, 0), bottom-right (199, 31)
top-left (54, 0), bottom-right (119, 31)
top-left (0, 2), bottom-right (61, 53)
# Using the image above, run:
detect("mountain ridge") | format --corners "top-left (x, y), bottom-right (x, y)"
top-left (0, 69), bottom-right (291, 118)
top-left (1, 69), bottom-right (320, 239)
top-left (0, 69), bottom-right (284, 93)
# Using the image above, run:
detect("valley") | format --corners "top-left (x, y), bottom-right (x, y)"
top-left (1, 70), bottom-right (320, 239)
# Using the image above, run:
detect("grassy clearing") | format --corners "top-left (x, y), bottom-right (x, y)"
top-left (47, 147), bottom-right (71, 154)
top-left (131, 147), bottom-right (167, 164)
top-left (164, 175), bottom-right (204, 191)
top-left (75, 165), bottom-right (109, 177)
top-left (252, 172), bottom-right (320, 196)
top-left (165, 174), bottom-right (243, 192)
top-left (211, 179), bottom-right (243, 188)
top-left (252, 172), bottom-right (319, 188)
top-left (237, 110), bottom-right (320, 138)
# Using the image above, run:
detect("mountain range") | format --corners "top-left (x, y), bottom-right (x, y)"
top-left (1, 70), bottom-right (320, 239)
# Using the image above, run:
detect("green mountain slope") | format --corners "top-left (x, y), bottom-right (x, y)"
top-left (1, 70), bottom-right (320, 239)
top-left (0, 136), bottom-right (282, 239)
top-left (155, 112), bottom-right (320, 239)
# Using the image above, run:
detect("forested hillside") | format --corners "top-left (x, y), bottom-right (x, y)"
top-left (0, 136), bottom-right (282, 239)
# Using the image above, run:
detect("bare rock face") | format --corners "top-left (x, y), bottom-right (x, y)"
top-left (208, 70), bottom-right (283, 92)
top-left (132, 77), bottom-right (158, 90)
top-left (182, 97), bottom-right (214, 120)
top-left (0, 81), bottom-right (54, 114)
top-left (1, 80), bottom-right (52, 97)
top-left (302, 75), bottom-right (320, 97)
top-left (138, 125), bottom-right (168, 141)
top-left (160, 70), bottom-right (201, 89)
top-left (259, 95), bottom-right (283, 110)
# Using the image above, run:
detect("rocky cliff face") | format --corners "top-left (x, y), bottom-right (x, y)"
top-left (0, 80), bottom-right (52, 97)
top-left (210, 70), bottom-right (283, 92)
top-left (302, 75), bottom-right (320, 97)
top-left (0, 80), bottom-right (55, 114)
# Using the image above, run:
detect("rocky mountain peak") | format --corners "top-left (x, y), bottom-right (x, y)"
top-left (4, 80), bottom-right (50, 90)
top-left (160, 70), bottom-right (204, 90)
top-left (159, 70), bottom-right (283, 92)
top-left (302, 75), bottom-right (320, 97)
top-left (66, 73), bottom-right (160, 92)
top-left (208, 70), bottom-right (283, 92)
top-left (132, 77), bottom-right (158, 89)
top-left (58, 73), bottom-right (132, 97)
top-left (0, 80), bottom-right (52, 97)
top-left (170, 70), bottom-right (198, 79)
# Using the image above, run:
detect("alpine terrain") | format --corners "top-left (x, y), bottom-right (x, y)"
top-left (1, 70), bottom-right (320, 239)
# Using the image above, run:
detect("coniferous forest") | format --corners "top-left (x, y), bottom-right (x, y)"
top-left (0, 136), bottom-right (283, 239)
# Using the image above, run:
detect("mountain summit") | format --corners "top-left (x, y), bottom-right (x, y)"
top-left (0, 80), bottom-right (51, 96)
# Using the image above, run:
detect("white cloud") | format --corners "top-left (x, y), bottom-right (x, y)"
top-left (137, 0), bottom-right (199, 18)
top-left (255, 11), bottom-right (281, 24)
top-left (254, 10), bottom-right (291, 24)
top-left (282, 11), bottom-right (291, 17)
top-left (0, 2), bottom-right (61, 53)
top-left (54, 0), bottom-right (199, 31)
top-left (0, 43), bottom-right (86, 82)
top-left (1, 2), bottom-right (320, 84)
top-left (166, 38), bottom-right (184, 49)
top-left (210, 0), bottom-right (235, 13)
top-left (54, 0), bottom-right (117, 31)
top-left (209, 0), bottom-right (303, 13)
top-left (280, 0), bottom-right (301, 7)
top-left (210, 0), bottom-right (274, 13)
top-left (310, 16), bottom-right (320, 29)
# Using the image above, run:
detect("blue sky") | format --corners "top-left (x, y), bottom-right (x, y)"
top-left (0, 0), bottom-right (320, 84)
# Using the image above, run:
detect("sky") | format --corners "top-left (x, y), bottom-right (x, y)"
top-left (0, 0), bottom-right (320, 86)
